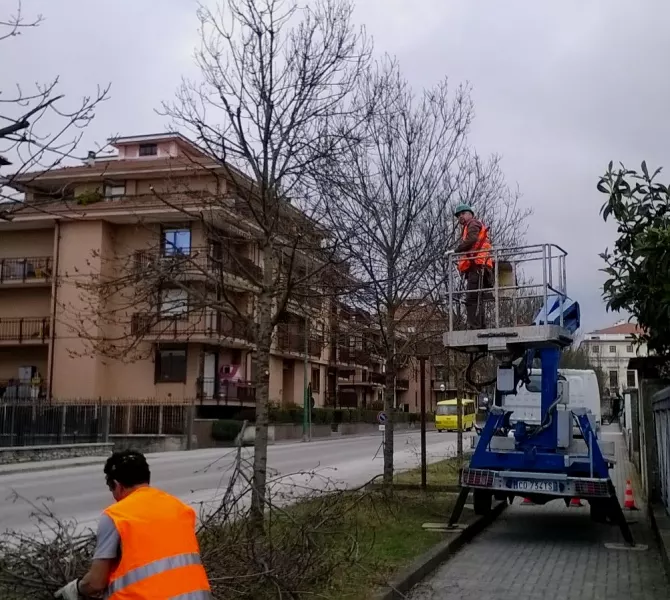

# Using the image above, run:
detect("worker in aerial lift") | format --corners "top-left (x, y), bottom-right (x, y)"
top-left (453, 203), bottom-right (494, 329)
top-left (55, 450), bottom-right (211, 599)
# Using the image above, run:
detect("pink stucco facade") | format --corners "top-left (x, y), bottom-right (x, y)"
top-left (1, 133), bottom-right (392, 410)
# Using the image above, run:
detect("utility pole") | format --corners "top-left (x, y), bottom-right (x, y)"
top-left (419, 355), bottom-right (427, 490)
top-left (303, 317), bottom-right (309, 442)
top-left (456, 366), bottom-right (463, 461)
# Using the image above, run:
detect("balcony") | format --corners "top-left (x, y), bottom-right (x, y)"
top-left (133, 248), bottom-right (262, 284)
top-left (396, 378), bottom-right (409, 390)
top-left (337, 369), bottom-right (385, 386)
top-left (332, 343), bottom-right (379, 366)
top-left (0, 318), bottom-right (50, 344)
top-left (0, 257), bottom-right (52, 285)
top-left (432, 379), bottom-right (456, 390)
top-left (131, 312), bottom-right (252, 345)
top-left (275, 324), bottom-right (323, 357)
top-left (197, 378), bottom-right (256, 404)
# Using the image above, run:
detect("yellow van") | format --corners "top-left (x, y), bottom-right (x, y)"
top-left (435, 399), bottom-right (476, 432)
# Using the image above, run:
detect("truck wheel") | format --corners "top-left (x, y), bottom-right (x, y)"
top-left (473, 490), bottom-right (492, 515)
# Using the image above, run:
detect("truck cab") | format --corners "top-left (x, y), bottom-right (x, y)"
top-left (503, 369), bottom-right (601, 438)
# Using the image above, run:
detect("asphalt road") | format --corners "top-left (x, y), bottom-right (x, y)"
top-left (0, 430), bottom-right (469, 535)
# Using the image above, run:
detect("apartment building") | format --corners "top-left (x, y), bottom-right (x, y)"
top-left (580, 321), bottom-right (647, 393)
top-left (0, 132), bottom-right (386, 411)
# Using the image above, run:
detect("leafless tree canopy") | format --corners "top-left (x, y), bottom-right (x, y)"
top-left (314, 59), bottom-right (529, 482)
top-left (0, 1), bottom-right (109, 206)
top-left (153, 0), bottom-right (372, 524)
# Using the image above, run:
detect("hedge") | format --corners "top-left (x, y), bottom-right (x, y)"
top-left (229, 404), bottom-right (427, 426)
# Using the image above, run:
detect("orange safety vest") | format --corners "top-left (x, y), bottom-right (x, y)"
top-left (104, 487), bottom-right (211, 600)
top-left (457, 220), bottom-right (494, 273)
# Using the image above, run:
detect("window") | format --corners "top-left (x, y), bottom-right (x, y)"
top-left (139, 143), bottom-right (158, 156)
top-left (311, 367), bottom-right (320, 392)
top-left (609, 345), bottom-right (616, 354)
top-left (155, 346), bottom-right (187, 383)
top-left (160, 288), bottom-right (188, 317)
top-left (626, 345), bottom-right (634, 354)
top-left (162, 227), bottom-right (191, 256)
top-left (626, 370), bottom-right (637, 388)
top-left (609, 370), bottom-right (619, 390)
top-left (525, 374), bottom-right (566, 393)
top-left (104, 183), bottom-right (125, 199)
top-left (436, 405), bottom-right (458, 416)
top-left (592, 345), bottom-right (600, 354)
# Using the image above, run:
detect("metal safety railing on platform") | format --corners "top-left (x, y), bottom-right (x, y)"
top-left (652, 386), bottom-right (670, 516)
top-left (447, 243), bottom-right (569, 332)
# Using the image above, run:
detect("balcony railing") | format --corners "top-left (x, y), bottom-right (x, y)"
top-left (131, 312), bottom-right (251, 341)
top-left (337, 370), bottom-right (385, 386)
top-left (0, 318), bottom-right (50, 343)
top-left (197, 378), bottom-right (256, 404)
top-left (0, 257), bottom-right (52, 283)
top-left (133, 248), bottom-right (262, 283)
top-left (369, 372), bottom-right (385, 385)
top-left (432, 379), bottom-right (456, 390)
top-left (276, 325), bottom-right (323, 357)
top-left (332, 344), bottom-right (378, 365)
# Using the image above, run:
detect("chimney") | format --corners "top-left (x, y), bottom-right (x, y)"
top-left (85, 151), bottom-right (96, 167)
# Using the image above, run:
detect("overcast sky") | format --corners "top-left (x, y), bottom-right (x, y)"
top-left (3, 0), bottom-right (668, 332)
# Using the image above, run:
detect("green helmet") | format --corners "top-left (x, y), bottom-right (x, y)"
top-left (454, 203), bottom-right (474, 217)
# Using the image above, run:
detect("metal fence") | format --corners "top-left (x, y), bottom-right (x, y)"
top-left (0, 401), bottom-right (192, 447)
top-left (652, 386), bottom-right (670, 516)
top-left (446, 243), bottom-right (568, 331)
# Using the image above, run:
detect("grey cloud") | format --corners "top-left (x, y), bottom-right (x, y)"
top-left (4, 0), bottom-right (668, 330)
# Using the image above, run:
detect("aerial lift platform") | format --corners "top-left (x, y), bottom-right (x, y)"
top-left (445, 244), bottom-right (635, 546)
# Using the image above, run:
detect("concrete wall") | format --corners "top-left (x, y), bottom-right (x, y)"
top-left (110, 434), bottom-right (191, 453)
top-left (0, 442), bottom-right (112, 465)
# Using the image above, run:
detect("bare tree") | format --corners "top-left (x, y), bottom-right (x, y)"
top-left (139, 0), bottom-right (370, 524)
top-left (315, 61), bottom-right (479, 483)
top-left (0, 1), bottom-right (109, 208)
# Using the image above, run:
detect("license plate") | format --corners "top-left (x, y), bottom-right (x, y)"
top-left (508, 479), bottom-right (558, 493)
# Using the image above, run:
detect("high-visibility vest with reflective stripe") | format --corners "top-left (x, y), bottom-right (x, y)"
top-left (457, 220), bottom-right (494, 273)
top-left (103, 487), bottom-right (211, 600)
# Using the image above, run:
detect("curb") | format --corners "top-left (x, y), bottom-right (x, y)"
top-left (373, 500), bottom-right (507, 600)
top-left (366, 483), bottom-right (462, 493)
top-left (650, 503), bottom-right (670, 584)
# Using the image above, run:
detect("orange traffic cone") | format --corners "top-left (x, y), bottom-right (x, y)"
top-left (569, 497), bottom-right (583, 507)
top-left (624, 480), bottom-right (639, 511)
top-left (522, 497), bottom-right (533, 505)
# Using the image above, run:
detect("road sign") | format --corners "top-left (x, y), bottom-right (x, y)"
top-left (377, 411), bottom-right (388, 424)
top-left (378, 424), bottom-right (386, 432)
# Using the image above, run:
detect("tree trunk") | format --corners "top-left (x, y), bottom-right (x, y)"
top-left (250, 288), bottom-right (274, 528)
top-left (383, 316), bottom-right (396, 485)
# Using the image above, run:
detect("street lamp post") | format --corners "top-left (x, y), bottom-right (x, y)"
top-left (303, 317), bottom-right (311, 442)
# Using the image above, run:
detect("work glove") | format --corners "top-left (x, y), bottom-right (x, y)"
top-left (55, 579), bottom-right (81, 599)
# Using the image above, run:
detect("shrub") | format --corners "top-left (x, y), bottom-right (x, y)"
top-left (211, 419), bottom-right (244, 442)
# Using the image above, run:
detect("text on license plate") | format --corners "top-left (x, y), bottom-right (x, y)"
top-left (509, 479), bottom-right (557, 492)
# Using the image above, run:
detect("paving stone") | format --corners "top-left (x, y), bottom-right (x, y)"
top-left (408, 426), bottom-right (670, 600)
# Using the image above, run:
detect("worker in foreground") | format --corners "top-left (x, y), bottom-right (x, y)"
top-left (453, 203), bottom-right (494, 329)
top-left (55, 449), bottom-right (212, 600)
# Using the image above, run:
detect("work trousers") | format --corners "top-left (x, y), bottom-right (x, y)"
top-left (464, 266), bottom-right (493, 329)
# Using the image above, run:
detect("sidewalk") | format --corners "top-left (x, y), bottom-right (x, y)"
top-left (409, 426), bottom-right (670, 600)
